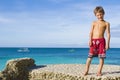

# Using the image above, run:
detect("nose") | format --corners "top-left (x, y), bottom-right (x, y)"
top-left (98, 15), bottom-right (102, 18)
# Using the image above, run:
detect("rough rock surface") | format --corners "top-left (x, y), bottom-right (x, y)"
top-left (0, 58), bottom-right (35, 80)
top-left (29, 64), bottom-right (120, 80)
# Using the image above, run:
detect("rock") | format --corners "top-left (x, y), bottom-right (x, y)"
top-left (0, 58), bottom-right (35, 80)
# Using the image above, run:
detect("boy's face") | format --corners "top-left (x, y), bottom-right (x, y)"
top-left (95, 12), bottom-right (104, 21)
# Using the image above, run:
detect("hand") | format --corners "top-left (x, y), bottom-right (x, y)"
top-left (89, 41), bottom-right (92, 47)
top-left (106, 45), bottom-right (109, 50)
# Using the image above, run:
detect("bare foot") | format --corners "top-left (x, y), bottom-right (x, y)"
top-left (83, 72), bottom-right (88, 76)
top-left (96, 73), bottom-right (102, 76)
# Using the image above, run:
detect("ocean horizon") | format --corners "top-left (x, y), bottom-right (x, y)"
top-left (0, 47), bottom-right (120, 70)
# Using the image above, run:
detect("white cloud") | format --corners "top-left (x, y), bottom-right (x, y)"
top-left (0, 17), bottom-right (15, 23)
top-left (0, 9), bottom-right (90, 47)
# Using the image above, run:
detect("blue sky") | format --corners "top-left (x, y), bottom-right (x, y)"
top-left (0, 0), bottom-right (120, 47)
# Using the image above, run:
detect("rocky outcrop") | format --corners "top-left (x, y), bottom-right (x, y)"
top-left (0, 58), bottom-right (35, 80)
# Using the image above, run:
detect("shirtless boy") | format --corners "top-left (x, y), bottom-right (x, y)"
top-left (84, 6), bottom-right (111, 76)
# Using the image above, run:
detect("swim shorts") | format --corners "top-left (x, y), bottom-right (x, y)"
top-left (88, 38), bottom-right (106, 58)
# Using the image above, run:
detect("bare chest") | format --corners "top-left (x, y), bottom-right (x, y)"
top-left (94, 22), bottom-right (106, 30)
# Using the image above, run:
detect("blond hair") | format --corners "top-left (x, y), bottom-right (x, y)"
top-left (94, 6), bottom-right (105, 15)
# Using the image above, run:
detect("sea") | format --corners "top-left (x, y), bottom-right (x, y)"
top-left (0, 48), bottom-right (120, 70)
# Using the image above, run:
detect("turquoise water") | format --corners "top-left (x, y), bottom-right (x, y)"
top-left (0, 48), bottom-right (120, 70)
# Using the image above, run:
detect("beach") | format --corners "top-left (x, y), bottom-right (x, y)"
top-left (29, 64), bottom-right (120, 80)
top-left (0, 58), bottom-right (120, 80)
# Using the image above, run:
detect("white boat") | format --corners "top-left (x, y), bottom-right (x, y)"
top-left (68, 49), bottom-right (75, 53)
top-left (17, 48), bottom-right (30, 52)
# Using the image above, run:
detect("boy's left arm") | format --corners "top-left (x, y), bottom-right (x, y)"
top-left (106, 22), bottom-right (111, 50)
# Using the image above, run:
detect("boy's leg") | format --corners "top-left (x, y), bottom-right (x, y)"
top-left (84, 58), bottom-right (92, 75)
top-left (97, 58), bottom-right (104, 76)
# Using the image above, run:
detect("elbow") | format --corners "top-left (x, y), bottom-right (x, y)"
top-left (107, 33), bottom-right (111, 38)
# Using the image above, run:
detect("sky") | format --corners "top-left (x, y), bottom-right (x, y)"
top-left (0, 0), bottom-right (120, 48)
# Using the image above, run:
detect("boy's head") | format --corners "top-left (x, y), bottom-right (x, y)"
top-left (94, 6), bottom-right (105, 20)
top-left (94, 6), bottom-right (105, 15)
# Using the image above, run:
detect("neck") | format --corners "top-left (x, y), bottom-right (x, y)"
top-left (98, 19), bottom-right (104, 21)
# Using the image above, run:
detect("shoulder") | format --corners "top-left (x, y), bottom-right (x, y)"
top-left (92, 20), bottom-right (97, 23)
top-left (92, 21), bottom-right (97, 25)
top-left (104, 21), bottom-right (110, 27)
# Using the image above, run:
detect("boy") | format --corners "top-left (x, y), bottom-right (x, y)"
top-left (84, 6), bottom-right (111, 76)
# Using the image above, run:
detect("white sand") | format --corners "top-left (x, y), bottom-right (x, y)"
top-left (29, 64), bottom-right (120, 80)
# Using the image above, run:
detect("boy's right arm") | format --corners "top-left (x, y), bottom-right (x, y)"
top-left (89, 22), bottom-right (94, 46)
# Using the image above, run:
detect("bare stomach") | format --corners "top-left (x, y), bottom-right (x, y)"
top-left (92, 34), bottom-right (104, 39)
